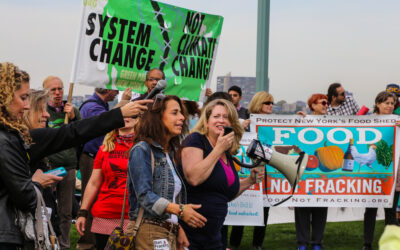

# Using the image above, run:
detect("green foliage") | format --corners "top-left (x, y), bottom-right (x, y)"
top-left (375, 140), bottom-right (393, 168)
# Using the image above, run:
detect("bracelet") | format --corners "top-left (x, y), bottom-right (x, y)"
top-left (77, 209), bottom-right (89, 218)
top-left (178, 204), bottom-right (185, 219)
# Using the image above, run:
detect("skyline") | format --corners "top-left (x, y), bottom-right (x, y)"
top-left (1, 0), bottom-right (399, 109)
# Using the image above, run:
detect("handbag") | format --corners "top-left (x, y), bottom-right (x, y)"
top-left (105, 149), bottom-right (155, 250)
top-left (15, 185), bottom-right (60, 250)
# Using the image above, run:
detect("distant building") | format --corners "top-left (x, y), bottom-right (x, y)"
top-left (216, 74), bottom-right (256, 108)
top-left (216, 74), bottom-right (311, 114)
top-left (63, 94), bottom-right (117, 109)
top-left (282, 103), bottom-right (297, 113)
top-left (273, 100), bottom-right (308, 114)
top-left (71, 96), bottom-right (84, 108)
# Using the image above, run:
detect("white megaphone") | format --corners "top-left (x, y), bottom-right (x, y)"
top-left (245, 140), bottom-right (311, 188)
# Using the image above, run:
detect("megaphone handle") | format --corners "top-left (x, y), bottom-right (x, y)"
top-left (231, 157), bottom-right (263, 169)
top-left (254, 165), bottom-right (265, 183)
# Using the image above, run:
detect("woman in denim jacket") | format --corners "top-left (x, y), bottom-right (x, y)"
top-left (127, 95), bottom-right (207, 250)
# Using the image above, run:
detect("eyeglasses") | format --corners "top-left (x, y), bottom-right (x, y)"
top-left (263, 101), bottom-right (274, 105)
top-left (337, 92), bottom-right (345, 97)
top-left (146, 77), bottom-right (162, 82)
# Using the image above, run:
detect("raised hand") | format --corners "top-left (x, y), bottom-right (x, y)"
top-left (120, 99), bottom-right (153, 117)
top-left (215, 130), bottom-right (234, 153)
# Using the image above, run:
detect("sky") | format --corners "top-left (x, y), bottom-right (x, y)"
top-left (1, 0), bottom-right (399, 109)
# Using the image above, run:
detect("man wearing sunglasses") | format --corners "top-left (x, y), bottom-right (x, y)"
top-left (326, 83), bottom-right (359, 115)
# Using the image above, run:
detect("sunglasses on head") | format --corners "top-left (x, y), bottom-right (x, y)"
top-left (263, 101), bottom-right (274, 105)
top-left (387, 87), bottom-right (400, 93)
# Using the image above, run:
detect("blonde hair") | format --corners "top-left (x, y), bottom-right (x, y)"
top-left (0, 62), bottom-right (31, 143)
top-left (248, 91), bottom-right (274, 114)
top-left (42, 75), bottom-right (63, 89)
top-left (22, 89), bottom-right (49, 129)
top-left (102, 129), bottom-right (117, 152)
top-left (191, 99), bottom-right (244, 155)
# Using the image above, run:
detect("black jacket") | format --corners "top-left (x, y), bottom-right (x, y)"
top-left (30, 158), bottom-right (61, 236)
top-left (0, 108), bottom-right (124, 245)
top-left (237, 106), bottom-right (250, 120)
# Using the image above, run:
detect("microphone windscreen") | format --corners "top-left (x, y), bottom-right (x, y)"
top-left (155, 80), bottom-right (167, 90)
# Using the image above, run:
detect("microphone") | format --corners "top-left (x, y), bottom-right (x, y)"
top-left (145, 80), bottom-right (167, 100)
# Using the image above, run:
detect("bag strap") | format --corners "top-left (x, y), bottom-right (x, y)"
top-left (119, 177), bottom-right (129, 228)
top-left (78, 99), bottom-right (97, 111)
top-left (33, 185), bottom-right (60, 250)
top-left (119, 147), bottom-right (155, 236)
top-left (38, 189), bottom-right (59, 249)
top-left (33, 186), bottom-right (45, 250)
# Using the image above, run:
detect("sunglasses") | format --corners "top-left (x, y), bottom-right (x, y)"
top-left (317, 100), bottom-right (328, 106)
top-left (337, 92), bottom-right (345, 97)
top-left (263, 101), bottom-right (274, 105)
top-left (387, 87), bottom-right (400, 93)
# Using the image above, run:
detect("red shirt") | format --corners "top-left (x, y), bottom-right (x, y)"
top-left (91, 137), bottom-right (133, 219)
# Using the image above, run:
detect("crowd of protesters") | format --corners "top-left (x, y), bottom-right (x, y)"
top-left (0, 61), bottom-right (399, 250)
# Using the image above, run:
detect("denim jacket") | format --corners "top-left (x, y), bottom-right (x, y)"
top-left (127, 141), bottom-right (187, 220)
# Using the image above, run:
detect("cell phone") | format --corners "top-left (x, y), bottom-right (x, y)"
top-left (223, 126), bottom-right (233, 136)
top-left (45, 167), bottom-right (67, 177)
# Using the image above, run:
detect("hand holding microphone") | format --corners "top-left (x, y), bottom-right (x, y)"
top-left (121, 80), bottom-right (166, 118)
top-left (120, 99), bottom-right (153, 117)
top-left (145, 80), bottom-right (167, 99)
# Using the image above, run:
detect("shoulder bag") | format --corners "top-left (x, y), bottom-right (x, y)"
top-left (16, 185), bottom-right (60, 250)
top-left (104, 149), bottom-right (155, 250)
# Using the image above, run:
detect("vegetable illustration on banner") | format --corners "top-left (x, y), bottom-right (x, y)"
top-left (71, 0), bottom-right (224, 101)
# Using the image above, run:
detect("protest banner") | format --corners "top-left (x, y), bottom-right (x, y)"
top-left (224, 133), bottom-right (265, 226)
top-left (241, 114), bottom-right (400, 208)
top-left (71, 0), bottom-right (223, 101)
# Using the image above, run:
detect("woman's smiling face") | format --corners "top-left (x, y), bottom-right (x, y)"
top-left (377, 97), bottom-right (395, 115)
top-left (207, 104), bottom-right (231, 137)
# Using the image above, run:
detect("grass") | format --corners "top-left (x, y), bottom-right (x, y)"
top-left (70, 220), bottom-right (384, 249)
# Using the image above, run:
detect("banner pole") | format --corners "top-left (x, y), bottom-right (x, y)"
top-left (64, 83), bottom-right (74, 124)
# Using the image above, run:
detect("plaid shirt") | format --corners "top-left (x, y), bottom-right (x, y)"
top-left (327, 95), bottom-right (359, 115)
